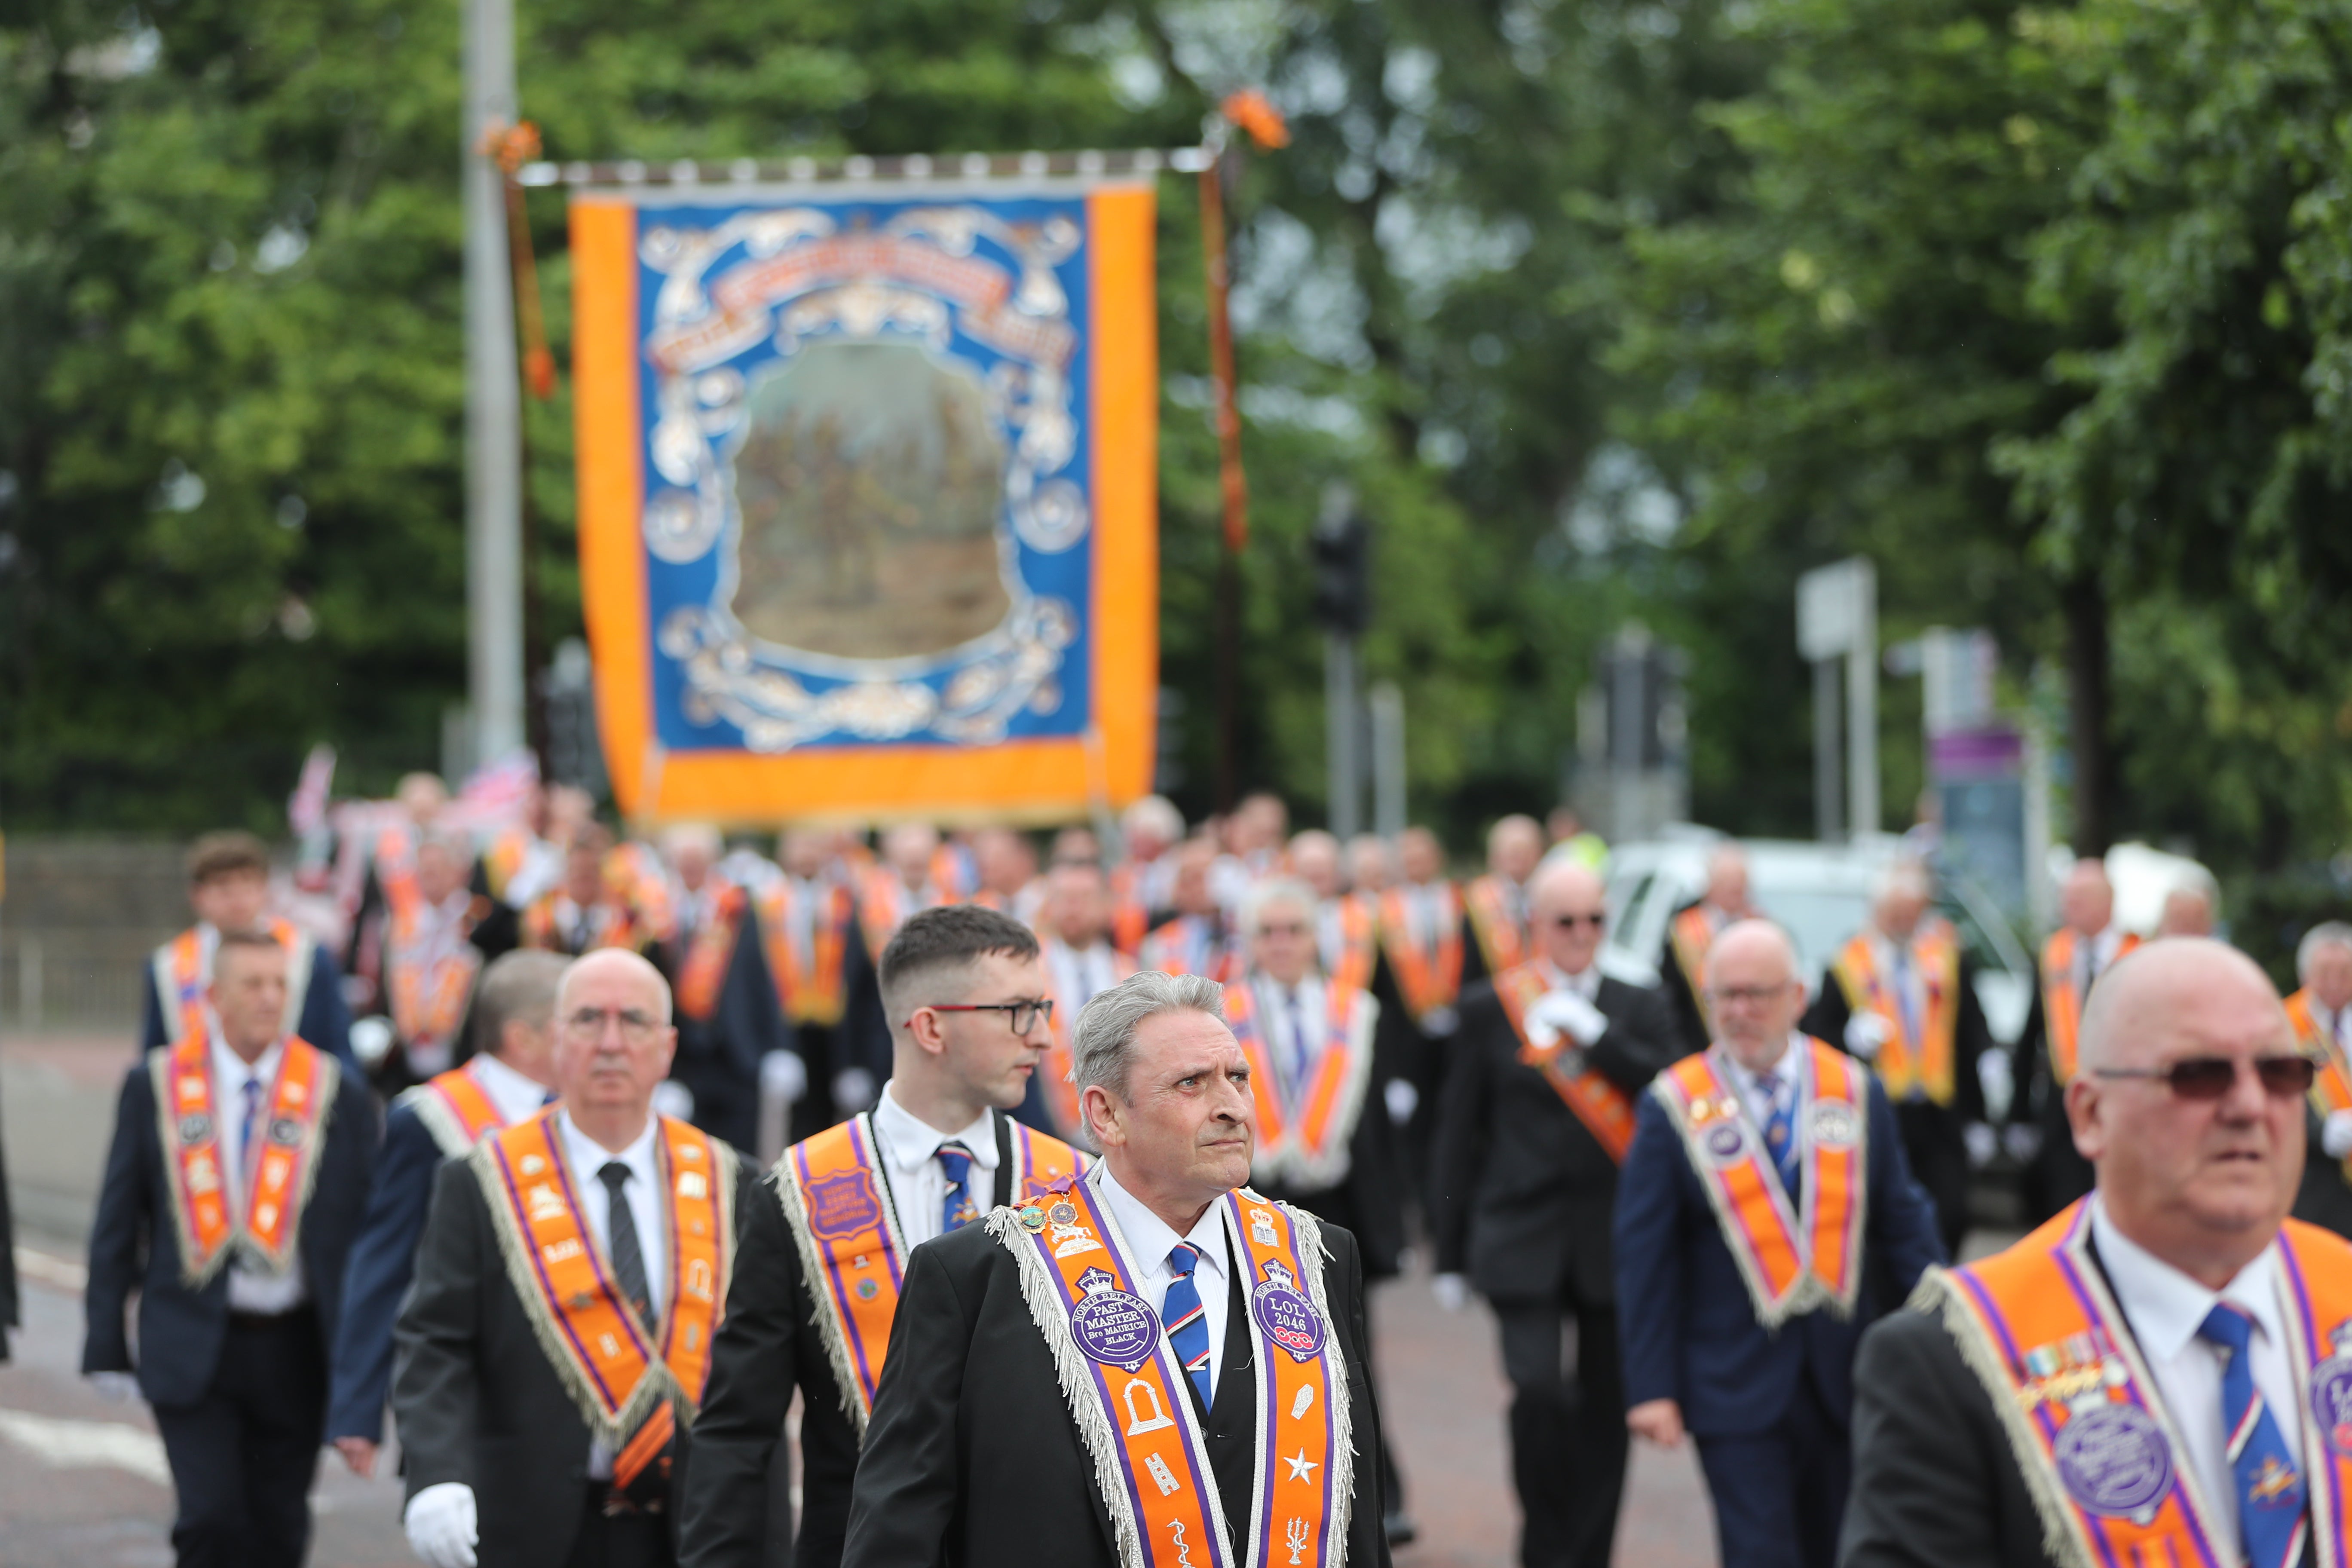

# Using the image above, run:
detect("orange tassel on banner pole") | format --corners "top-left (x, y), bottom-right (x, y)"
top-left (480, 120), bottom-right (557, 400)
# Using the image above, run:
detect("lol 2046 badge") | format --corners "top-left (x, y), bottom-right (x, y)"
top-left (2052, 1403), bottom-right (2175, 1522)
top-left (1250, 1259), bottom-right (1329, 1363)
top-left (2311, 1354), bottom-right (2352, 1456)
top-left (1069, 1268), bottom-right (1161, 1373)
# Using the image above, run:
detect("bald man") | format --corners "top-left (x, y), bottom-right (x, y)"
top-left (1843, 939), bottom-right (2352, 1568)
top-left (1431, 861), bottom-right (1675, 1568)
top-left (1615, 921), bottom-right (1944, 1568)
top-left (1464, 815), bottom-right (1547, 979)
top-left (392, 951), bottom-right (761, 1568)
top-left (2019, 860), bottom-right (2142, 1221)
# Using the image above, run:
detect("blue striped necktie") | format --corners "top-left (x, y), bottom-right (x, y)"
top-left (2197, 1302), bottom-right (2307, 1568)
top-left (239, 1078), bottom-right (263, 1197)
top-left (937, 1142), bottom-right (979, 1234)
top-left (1163, 1242), bottom-right (1214, 1411)
top-left (1760, 1075), bottom-right (1801, 1197)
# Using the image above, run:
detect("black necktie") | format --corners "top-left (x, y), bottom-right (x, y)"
top-left (597, 1161), bottom-right (652, 1324)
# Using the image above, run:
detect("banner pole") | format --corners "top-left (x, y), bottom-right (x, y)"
top-left (1200, 141), bottom-right (1245, 814)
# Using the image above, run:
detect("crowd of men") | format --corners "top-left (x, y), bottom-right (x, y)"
top-left (55, 768), bottom-right (2352, 1568)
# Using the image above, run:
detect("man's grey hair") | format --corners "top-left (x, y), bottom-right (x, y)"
top-left (472, 949), bottom-right (569, 1058)
top-left (1072, 970), bottom-right (1227, 1107)
top-left (1238, 876), bottom-right (1317, 937)
top-left (2301, 922), bottom-right (2352, 980)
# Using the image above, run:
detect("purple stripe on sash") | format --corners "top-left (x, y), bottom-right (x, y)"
top-left (496, 1135), bottom-right (626, 1414)
top-left (2277, 1241), bottom-right (2346, 1553)
top-left (796, 1135), bottom-right (881, 1402)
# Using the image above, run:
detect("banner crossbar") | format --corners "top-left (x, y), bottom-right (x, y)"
top-left (521, 147), bottom-right (1211, 190)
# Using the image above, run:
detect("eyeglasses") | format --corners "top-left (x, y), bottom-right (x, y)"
top-left (563, 1007), bottom-right (663, 1044)
top-left (1551, 913), bottom-right (1606, 929)
top-left (1256, 922), bottom-right (1312, 938)
top-left (2092, 1056), bottom-right (2318, 1100)
top-left (919, 999), bottom-right (1054, 1034)
top-left (1705, 983), bottom-right (1794, 1007)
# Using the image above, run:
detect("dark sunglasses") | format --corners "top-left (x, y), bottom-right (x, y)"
top-left (2091, 1055), bottom-right (2318, 1100)
top-left (1550, 913), bottom-right (1606, 929)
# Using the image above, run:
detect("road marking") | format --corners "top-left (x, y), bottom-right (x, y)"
top-left (0, 1407), bottom-right (170, 1485)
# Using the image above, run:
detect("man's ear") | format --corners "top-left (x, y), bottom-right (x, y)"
top-left (1084, 1084), bottom-right (1124, 1150)
top-left (2065, 1077), bottom-right (2104, 1164)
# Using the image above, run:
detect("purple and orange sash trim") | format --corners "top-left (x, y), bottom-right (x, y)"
top-left (1919, 1203), bottom-right (2352, 1568)
top-left (154, 1033), bottom-right (337, 1287)
top-left (991, 1171), bottom-right (1351, 1568)
top-left (776, 1112), bottom-right (1087, 1433)
top-left (474, 1112), bottom-right (735, 1492)
top-left (1651, 1038), bottom-right (1867, 1326)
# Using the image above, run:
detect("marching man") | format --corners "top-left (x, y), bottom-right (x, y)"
top-left (143, 830), bottom-right (355, 1067)
top-left (2291, 922), bottom-right (2352, 1237)
top-left (839, 969), bottom-right (1392, 1567)
top-left (2019, 858), bottom-right (2141, 1220)
top-left (1464, 815), bottom-right (1546, 982)
top-left (392, 951), bottom-right (758, 1568)
top-left (1614, 920), bottom-right (1943, 1568)
top-left (1033, 861), bottom-right (1135, 1143)
top-left (1658, 845), bottom-right (1757, 1056)
top-left (676, 906), bottom-right (1089, 1568)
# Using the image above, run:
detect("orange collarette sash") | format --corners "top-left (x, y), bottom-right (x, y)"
top-left (386, 897), bottom-right (481, 1053)
top-left (474, 1112), bottom-right (736, 1491)
top-left (153, 1034), bottom-right (337, 1287)
top-left (991, 1173), bottom-right (1352, 1568)
top-left (1323, 894), bottom-right (1379, 995)
top-left (776, 1112), bottom-right (1087, 1434)
top-left (1670, 906), bottom-right (1725, 1039)
top-left (674, 882), bottom-right (744, 1023)
top-left (1492, 963), bottom-right (1638, 1162)
top-left (757, 878), bottom-right (850, 1026)
top-left (1918, 1204), bottom-right (2352, 1568)
top-left (1831, 928), bottom-right (1959, 1104)
top-left (1227, 981), bottom-right (1376, 1191)
top-left (1378, 887), bottom-right (1464, 1025)
top-left (402, 1065), bottom-right (528, 1159)
top-left (1651, 1038), bottom-right (1867, 1326)
top-left (2295, 990), bottom-right (2352, 1189)
top-left (1464, 875), bottom-right (1528, 975)
top-left (2042, 928), bottom-right (2141, 1085)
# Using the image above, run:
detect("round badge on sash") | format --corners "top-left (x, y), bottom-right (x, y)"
top-left (1808, 1101), bottom-right (1857, 1148)
top-left (269, 1116), bottom-right (304, 1146)
top-left (179, 1113), bottom-right (212, 1145)
top-left (1069, 1268), bottom-right (1161, 1373)
top-left (2311, 1355), bottom-right (2352, 1457)
top-left (2054, 1403), bottom-right (2174, 1519)
top-left (1703, 1123), bottom-right (1747, 1164)
top-left (1249, 1260), bottom-right (1328, 1363)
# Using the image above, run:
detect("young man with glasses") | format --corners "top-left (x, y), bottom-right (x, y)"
top-left (1844, 937), bottom-right (2352, 1568)
top-left (675, 905), bottom-right (1088, 1568)
top-left (1430, 859), bottom-right (1676, 1568)
top-left (1615, 919), bottom-right (1944, 1568)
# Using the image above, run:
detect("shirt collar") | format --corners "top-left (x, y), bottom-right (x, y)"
top-left (1536, 958), bottom-right (1602, 1000)
top-left (872, 1081), bottom-right (998, 1175)
top-left (557, 1108), bottom-right (661, 1186)
top-left (1090, 1161), bottom-right (1228, 1283)
top-left (210, 1032), bottom-right (284, 1091)
top-left (2089, 1194), bottom-right (2285, 1363)
top-left (468, 1051), bottom-right (554, 1120)
top-left (1724, 1034), bottom-right (1804, 1095)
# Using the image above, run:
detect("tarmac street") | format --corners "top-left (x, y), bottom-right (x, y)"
top-left (1, 1029), bottom-right (1719, 1567)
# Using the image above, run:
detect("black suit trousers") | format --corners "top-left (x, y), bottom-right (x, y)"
top-left (152, 1308), bottom-right (328, 1568)
top-left (1493, 1300), bottom-right (1627, 1568)
top-left (567, 1494), bottom-right (678, 1568)
top-left (1693, 1373), bottom-right (1848, 1568)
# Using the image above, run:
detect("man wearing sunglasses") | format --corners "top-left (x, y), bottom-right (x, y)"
top-left (676, 905), bottom-right (1088, 1568)
top-left (1616, 919), bottom-right (1944, 1568)
top-left (1431, 860), bottom-right (1676, 1568)
top-left (1844, 937), bottom-right (2352, 1568)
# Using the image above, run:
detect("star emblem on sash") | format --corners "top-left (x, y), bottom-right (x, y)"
top-left (1284, 1449), bottom-right (1320, 1482)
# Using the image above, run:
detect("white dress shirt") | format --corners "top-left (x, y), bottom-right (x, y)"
top-left (1090, 1161), bottom-right (1232, 1406)
top-left (467, 1051), bottom-right (553, 1126)
top-left (869, 1083), bottom-right (998, 1250)
top-left (557, 1111), bottom-right (668, 1482)
top-left (211, 1035), bottom-right (309, 1313)
top-left (1730, 1033), bottom-right (1808, 1137)
top-left (2089, 1197), bottom-right (2297, 1545)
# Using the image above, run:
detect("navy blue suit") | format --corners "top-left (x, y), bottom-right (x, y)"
top-left (140, 938), bottom-right (357, 1069)
top-left (83, 1048), bottom-right (377, 1568)
top-left (1614, 1058), bottom-right (1943, 1568)
top-left (326, 1099), bottom-right (453, 1442)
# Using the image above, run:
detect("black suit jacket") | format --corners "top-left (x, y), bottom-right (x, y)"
top-left (842, 1210), bottom-right (1393, 1568)
top-left (393, 1142), bottom-right (762, 1568)
top-left (1614, 1066), bottom-right (1946, 1436)
top-left (83, 1049), bottom-right (378, 1406)
top-left (678, 1110), bottom-right (1041, 1568)
top-left (328, 1098), bottom-right (454, 1441)
top-left (1431, 974), bottom-right (1677, 1305)
top-left (658, 900), bottom-right (787, 1155)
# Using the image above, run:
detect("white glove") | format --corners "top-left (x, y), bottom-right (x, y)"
top-left (87, 1371), bottom-right (140, 1403)
top-left (404, 1482), bottom-right (478, 1568)
top-left (501, 842), bottom-right (564, 908)
top-left (1383, 1078), bottom-right (1420, 1126)
top-left (1976, 1050), bottom-right (2016, 1124)
top-left (833, 1067), bottom-right (877, 1113)
top-left (1528, 990), bottom-right (1608, 1049)
top-left (2323, 1110), bottom-right (2352, 1162)
top-left (761, 1049), bottom-right (808, 1104)
top-left (2003, 1122), bottom-right (2044, 1164)
top-left (1843, 1012), bottom-right (1891, 1060)
top-left (650, 1080), bottom-right (695, 1122)
top-left (1432, 1273), bottom-right (1471, 1314)
top-left (1963, 1121), bottom-right (1998, 1170)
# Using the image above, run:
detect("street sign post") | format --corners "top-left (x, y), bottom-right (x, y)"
top-left (1796, 557), bottom-right (1878, 842)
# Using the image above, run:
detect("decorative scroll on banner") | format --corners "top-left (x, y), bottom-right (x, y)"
top-left (570, 169), bottom-right (1158, 823)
